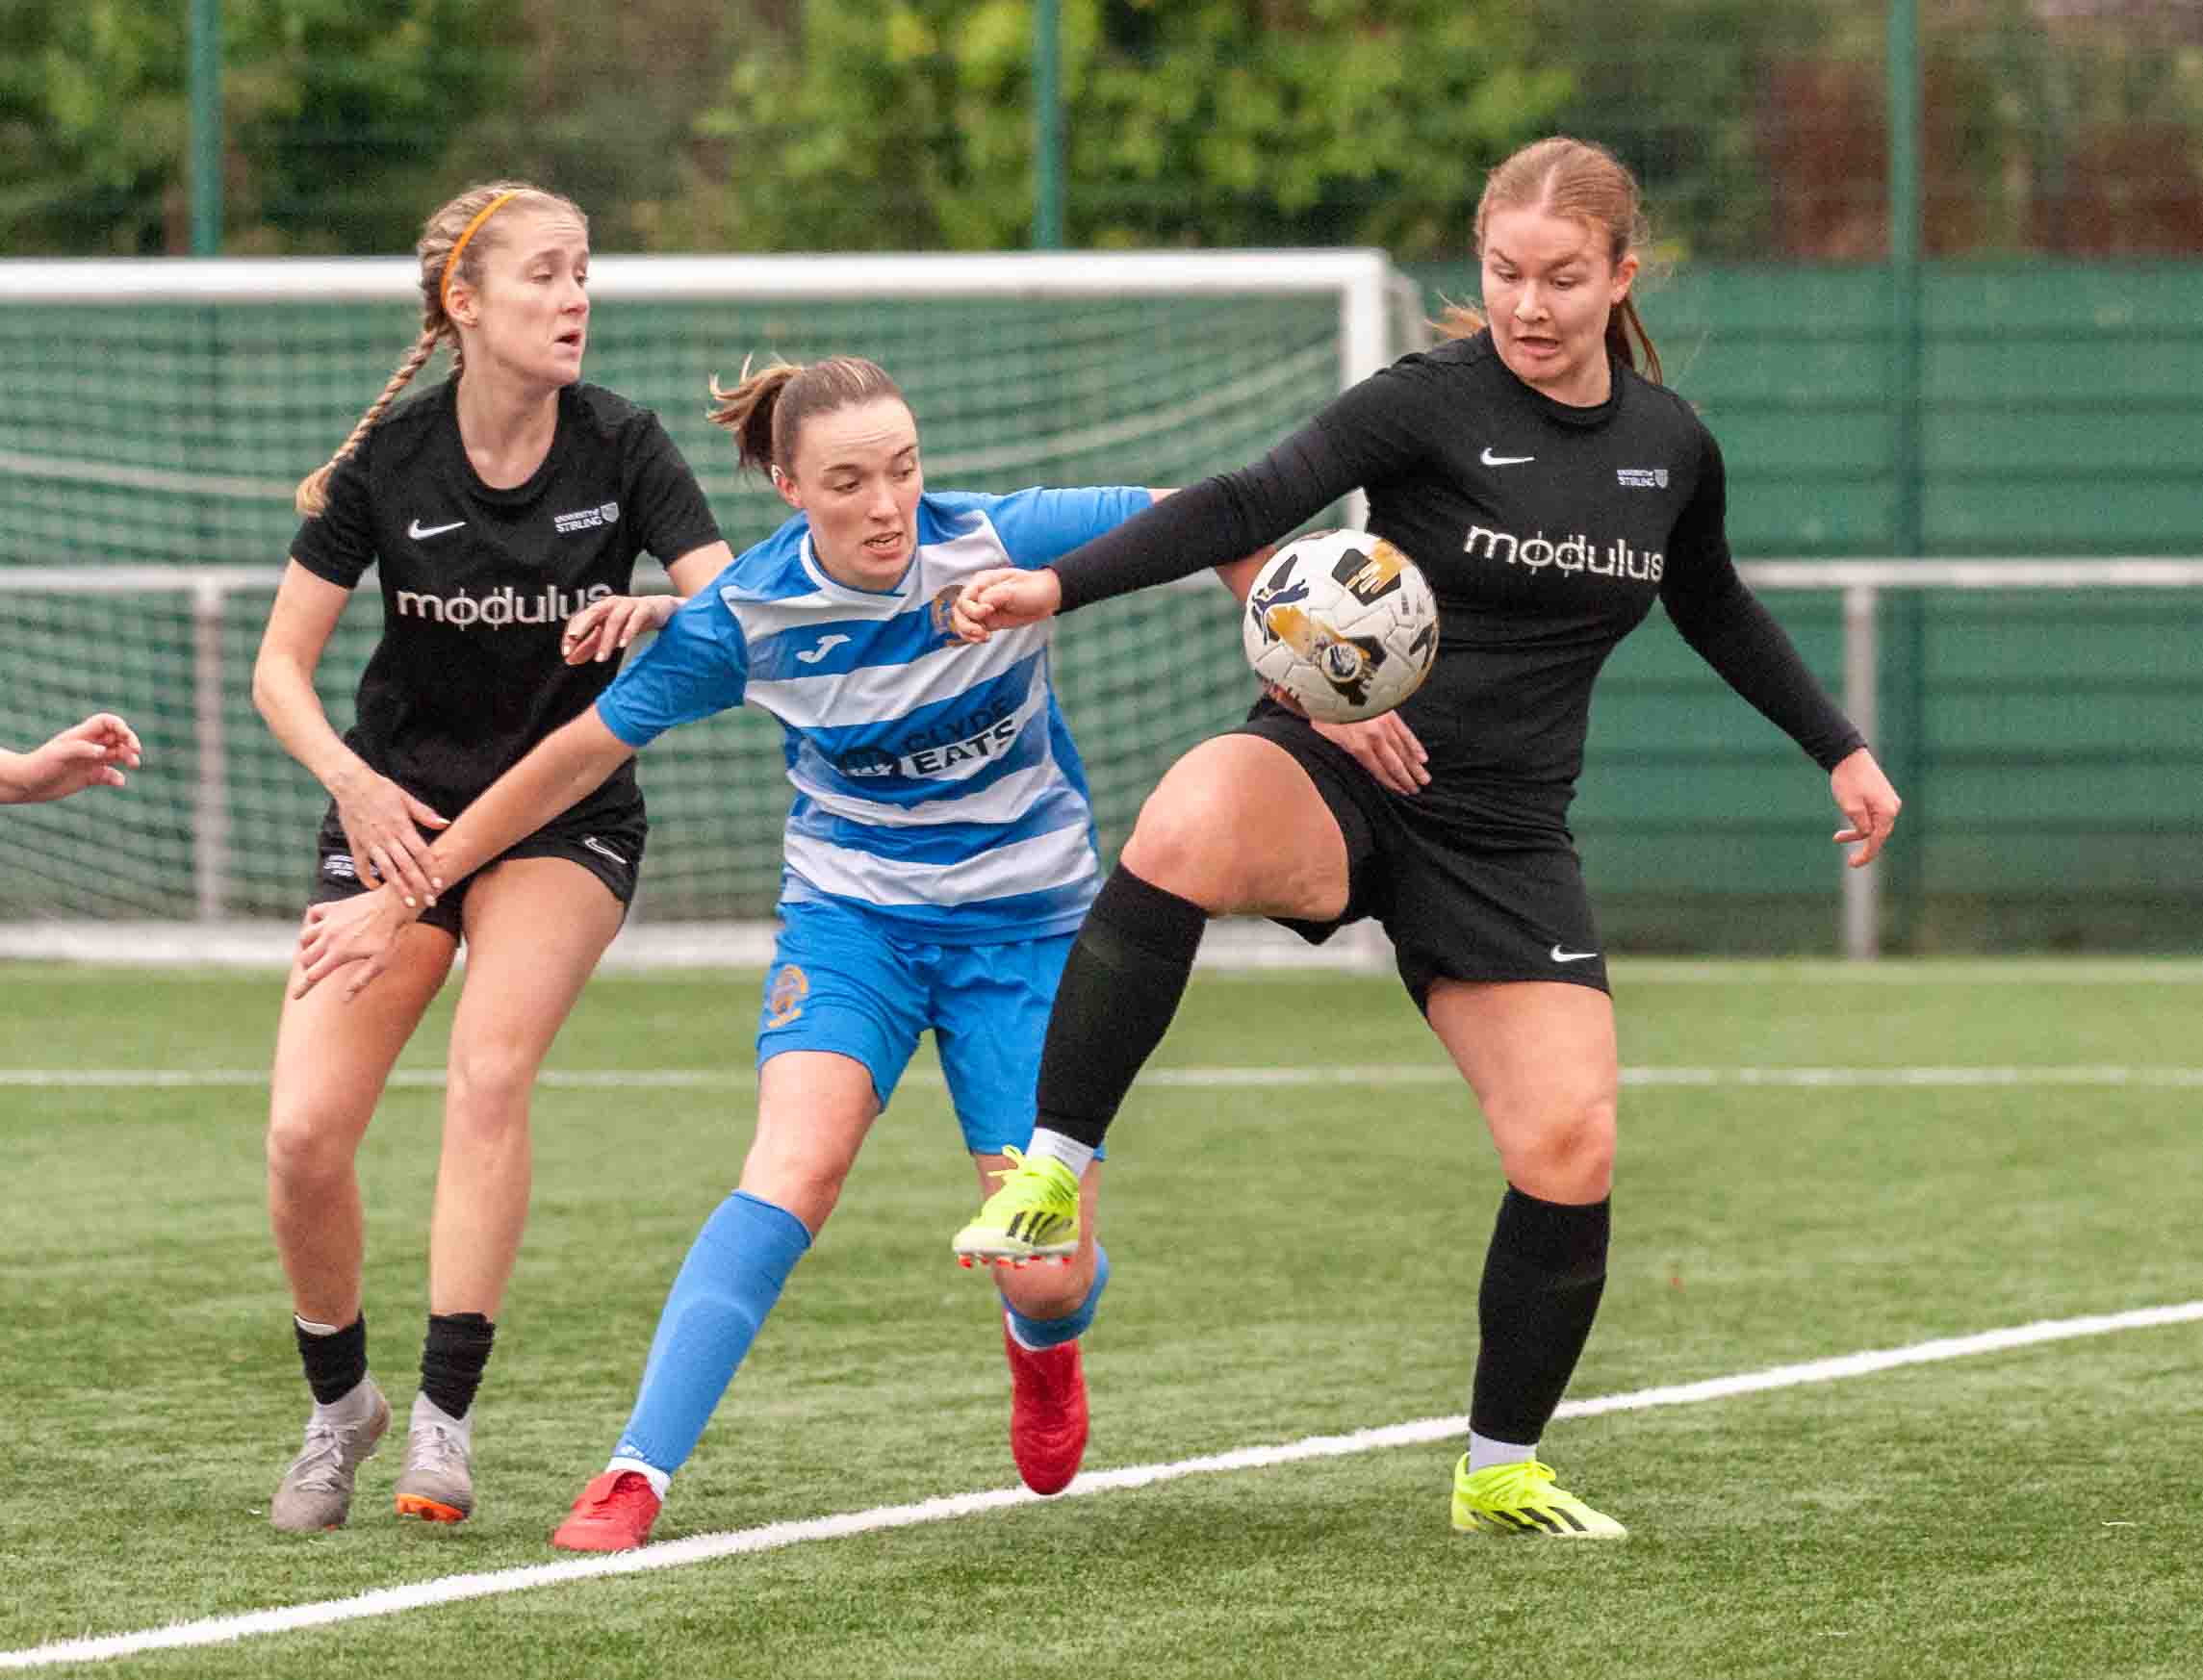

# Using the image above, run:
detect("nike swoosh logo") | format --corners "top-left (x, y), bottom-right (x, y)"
top-left (1480, 447), bottom-right (1535, 467)
top-left (795, 633), bottom-right (850, 665)
top-left (1550, 945), bottom-right (1599, 963)
top-left (407, 518), bottom-right (466, 540)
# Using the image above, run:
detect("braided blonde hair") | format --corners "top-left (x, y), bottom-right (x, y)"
top-left (295, 180), bottom-right (588, 516)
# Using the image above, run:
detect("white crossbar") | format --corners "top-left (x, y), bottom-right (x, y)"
top-left (0, 249), bottom-right (1402, 303)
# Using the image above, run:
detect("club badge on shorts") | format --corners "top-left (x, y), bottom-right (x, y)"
top-left (764, 963), bottom-right (808, 1029)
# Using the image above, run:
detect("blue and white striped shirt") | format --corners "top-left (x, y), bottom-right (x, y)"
top-left (598, 486), bottom-right (1154, 943)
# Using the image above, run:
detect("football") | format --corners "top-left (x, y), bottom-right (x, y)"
top-left (1241, 528), bottom-right (1440, 724)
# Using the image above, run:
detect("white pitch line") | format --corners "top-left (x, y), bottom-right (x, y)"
top-left (1619, 1065), bottom-right (2203, 1089)
top-left (5, 1064), bottom-right (2203, 1091)
top-left (4, 1298), bottom-right (2199, 1671)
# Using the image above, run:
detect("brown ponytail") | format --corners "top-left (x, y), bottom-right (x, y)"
top-left (1606, 295), bottom-right (1660, 387)
top-left (705, 355), bottom-right (905, 477)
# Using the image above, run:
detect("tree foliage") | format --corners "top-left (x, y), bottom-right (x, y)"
top-left (226, 0), bottom-right (518, 252)
top-left (698, 0), bottom-right (1572, 255)
top-left (441, 0), bottom-right (754, 256)
top-left (1, 0), bottom-right (192, 252)
top-left (3, 0), bottom-right (2198, 258)
top-left (1542, 0), bottom-right (2203, 260)
top-left (0, 0), bottom-right (514, 254)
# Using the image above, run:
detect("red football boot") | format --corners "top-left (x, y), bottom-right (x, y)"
top-left (1003, 1316), bottom-right (1089, 1495)
top-left (551, 1469), bottom-right (662, 1553)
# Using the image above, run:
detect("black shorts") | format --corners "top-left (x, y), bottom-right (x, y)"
top-left (1234, 714), bottom-right (1608, 1008)
top-left (309, 801), bottom-right (645, 940)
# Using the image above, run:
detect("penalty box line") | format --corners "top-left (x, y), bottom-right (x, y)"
top-left (4, 1299), bottom-right (2200, 1670)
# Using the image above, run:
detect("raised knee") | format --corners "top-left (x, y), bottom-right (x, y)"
top-left (1120, 801), bottom-right (1207, 892)
top-left (1121, 789), bottom-right (1247, 909)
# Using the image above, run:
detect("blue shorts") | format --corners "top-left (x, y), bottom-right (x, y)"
top-left (756, 897), bottom-right (1079, 1156)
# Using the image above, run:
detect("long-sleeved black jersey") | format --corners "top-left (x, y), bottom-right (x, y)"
top-left (1052, 329), bottom-right (1863, 838)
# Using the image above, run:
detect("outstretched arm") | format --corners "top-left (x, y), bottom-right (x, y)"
top-left (293, 708), bottom-right (637, 1001)
top-left (417, 707), bottom-right (637, 895)
top-left (1209, 544), bottom-right (1274, 602)
top-left (953, 488), bottom-right (1280, 639)
top-left (957, 394), bottom-right (1404, 640)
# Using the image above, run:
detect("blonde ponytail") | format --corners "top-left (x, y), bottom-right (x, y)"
top-left (294, 329), bottom-right (441, 515)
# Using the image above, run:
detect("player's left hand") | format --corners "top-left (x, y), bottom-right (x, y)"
top-left (561, 593), bottom-right (677, 664)
top-left (1831, 747), bottom-right (1902, 868)
top-left (3, 712), bottom-right (141, 803)
top-left (292, 886), bottom-right (421, 1003)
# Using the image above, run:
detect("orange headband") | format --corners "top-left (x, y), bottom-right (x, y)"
top-left (440, 191), bottom-right (522, 318)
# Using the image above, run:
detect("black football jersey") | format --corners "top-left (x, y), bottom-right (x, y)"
top-left (1052, 330), bottom-right (1862, 837)
top-left (290, 378), bottom-right (722, 826)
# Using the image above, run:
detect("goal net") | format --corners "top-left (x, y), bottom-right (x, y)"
top-left (0, 251), bottom-right (1425, 951)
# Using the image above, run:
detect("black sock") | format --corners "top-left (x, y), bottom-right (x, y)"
top-left (419, 1312), bottom-right (497, 1419)
top-left (1469, 1187), bottom-right (1610, 1445)
top-left (295, 1312), bottom-right (368, 1406)
top-left (1034, 865), bottom-right (1209, 1149)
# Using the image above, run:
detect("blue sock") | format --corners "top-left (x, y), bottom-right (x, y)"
top-left (611, 1190), bottom-right (810, 1477)
top-left (1003, 1242), bottom-right (1110, 1350)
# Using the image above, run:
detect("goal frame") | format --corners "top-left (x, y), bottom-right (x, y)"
top-left (0, 247), bottom-right (1426, 958)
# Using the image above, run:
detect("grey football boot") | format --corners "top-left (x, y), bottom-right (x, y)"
top-left (393, 1395), bottom-right (474, 1523)
top-left (270, 1378), bottom-right (391, 1532)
